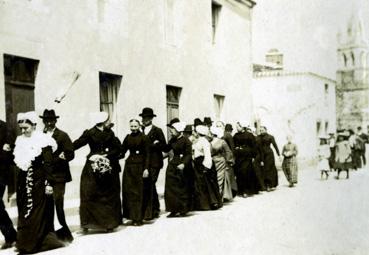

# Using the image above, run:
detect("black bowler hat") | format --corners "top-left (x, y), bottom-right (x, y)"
top-left (203, 117), bottom-right (213, 126)
top-left (225, 124), bottom-right (233, 132)
top-left (167, 118), bottom-right (180, 127)
top-left (39, 109), bottom-right (59, 119)
top-left (139, 107), bottom-right (157, 117)
top-left (193, 118), bottom-right (203, 127)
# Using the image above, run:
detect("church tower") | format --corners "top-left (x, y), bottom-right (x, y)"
top-left (336, 13), bottom-right (369, 130)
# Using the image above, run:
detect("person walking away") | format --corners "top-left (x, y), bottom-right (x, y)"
top-left (328, 133), bottom-right (336, 171)
top-left (317, 135), bottom-right (331, 180)
top-left (139, 107), bottom-right (166, 219)
top-left (40, 109), bottom-right (74, 242)
top-left (73, 112), bottom-right (122, 232)
top-left (0, 119), bottom-right (17, 249)
top-left (281, 135), bottom-right (298, 187)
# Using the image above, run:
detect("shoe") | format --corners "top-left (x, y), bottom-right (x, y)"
top-left (167, 212), bottom-right (178, 218)
top-left (1, 241), bottom-right (15, 249)
top-left (179, 211), bottom-right (188, 217)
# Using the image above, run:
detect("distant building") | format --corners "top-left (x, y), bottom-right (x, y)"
top-left (0, 0), bottom-right (256, 165)
top-left (253, 51), bottom-right (336, 160)
top-left (336, 14), bottom-right (369, 130)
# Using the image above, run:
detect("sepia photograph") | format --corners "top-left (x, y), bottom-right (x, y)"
top-left (0, 0), bottom-right (369, 254)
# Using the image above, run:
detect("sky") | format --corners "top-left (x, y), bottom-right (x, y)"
top-left (252, 0), bottom-right (369, 79)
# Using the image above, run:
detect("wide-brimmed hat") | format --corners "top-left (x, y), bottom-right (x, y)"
top-left (225, 123), bottom-right (233, 132)
top-left (90, 112), bottom-right (109, 125)
top-left (17, 111), bottom-right (38, 124)
top-left (39, 109), bottom-right (59, 119)
top-left (196, 125), bottom-right (209, 136)
top-left (139, 107), bottom-right (156, 118)
top-left (172, 121), bottom-right (186, 132)
top-left (167, 118), bottom-right (180, 127)
top-left (203, 117), bottom-right (213, 126)
top-left (184, 124), bottom-right (193, 133)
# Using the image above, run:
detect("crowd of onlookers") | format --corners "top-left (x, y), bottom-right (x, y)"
top-left (317, 127), bottom-right (368, 179)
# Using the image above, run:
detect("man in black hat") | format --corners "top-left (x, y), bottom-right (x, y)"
top-left (0, 119), bottom-right (17, 249)
top-left (140, 107), bottom-right (166, 218)
top-left (203, 117), bottom-right (213, 128)
top-left (40, 109), bottom-right (74, 242)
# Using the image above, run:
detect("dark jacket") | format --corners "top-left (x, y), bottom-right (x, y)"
top-left (145, 125), bottom-right (166, 169)
top-left (50, 128), bottom-right (75, 183)
top-left (0, 120), bottom-right (13, 184)
top-left (233, 131), bottom-right (257, 163)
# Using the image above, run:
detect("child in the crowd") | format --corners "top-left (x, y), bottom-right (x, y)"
top-left (317, 135), bottom-right (331, 180)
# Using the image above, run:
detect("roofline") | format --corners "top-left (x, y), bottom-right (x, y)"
top-left (253, 70), bottom-right (336, 83)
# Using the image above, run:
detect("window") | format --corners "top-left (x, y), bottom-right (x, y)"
top-left (166, 85), bottom-right (181, 137)
top-left (211, 1), bottom-right (222, 44)
top-left (99, 72), bottom-right (122, 125)
top-left (343, 53), bottom-right (347, 67)
top-left (324, 83), bottom-right (329, 106)
top-left (214, 94), bottom-right (225, 119)
top-left (351, 51), bottom-right (355, 66)
top-left (325, 121), bottom-right (329, 134)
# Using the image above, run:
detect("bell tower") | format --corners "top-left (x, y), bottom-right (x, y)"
top-left (336, 12), bottom-right (369, 129)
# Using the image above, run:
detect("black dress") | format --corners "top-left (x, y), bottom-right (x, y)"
top-left (121, 132), bottom-right (151, 221)
top-left (73, 127), bottom-right (122, 230)
top-left (257, 133), bottom-right (280, 189)
top-left (16, 146), bottom-right (64, 254)
top-left (163, 135), bottom-right (193, 214)
top-left (233, 131), bottom-right (259, 195)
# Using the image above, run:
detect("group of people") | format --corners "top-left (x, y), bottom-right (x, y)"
top-left (317, 127), bottom-right (368, 179)
top-left (0, 107), bottom-right (298, 254)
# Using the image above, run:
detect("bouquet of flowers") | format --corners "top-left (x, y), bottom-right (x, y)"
top-left (89, 154), bottom-right (112, 175)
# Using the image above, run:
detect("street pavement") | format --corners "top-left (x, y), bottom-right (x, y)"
top-left (1, 166), bottom-right (369, 255)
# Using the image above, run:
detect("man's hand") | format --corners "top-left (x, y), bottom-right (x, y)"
top-left (45, 185), bottom-right (53, 195)
top-left (177, 164), bottom-right (185, 170)
top-left (2, 144), bottom-right (11, 152)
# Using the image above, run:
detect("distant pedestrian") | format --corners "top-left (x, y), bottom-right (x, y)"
top-left (328, 133), bottom-right (336, 171)
top-left (335, 131), bottom-right (351, 179)
top-left (317, 135), bottom-right (330, 180)
top-left (281, 135), bottom-right (298, 186)
top-left (348, 129), bottom-right (363, 170)
top-left (357, 127), bottom-right (367, 167)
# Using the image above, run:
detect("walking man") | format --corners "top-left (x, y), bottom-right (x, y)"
top-left (0, 119), bottom-right (17, 249)
top-left (140, 107), bottom-right (166, 218)
top-left (40, 109), bottom-right (74, 242)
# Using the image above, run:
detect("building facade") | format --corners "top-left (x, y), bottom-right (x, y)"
top-left (0, 0), bottom-right (256, 165)
top-left (253, 68), bottom-right (336, 160)
top-left (336, 14), bottom-right (369, 130)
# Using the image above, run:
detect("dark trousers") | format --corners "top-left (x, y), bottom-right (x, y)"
top-left (0, 183), bottom-right (16, 242)
top-left (52, 182), bottom-right (71, 234)
top-left (150, 168), bottom-right (161, 214)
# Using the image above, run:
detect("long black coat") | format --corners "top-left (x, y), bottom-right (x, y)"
top-left (145, 125), bottom-right (166, 171)
top-left (50, 128), bottom-right (75, 183)
top-left (0, 120), bottom-right (13, 185)
top-left (73, 126), bottom-right (122, 229)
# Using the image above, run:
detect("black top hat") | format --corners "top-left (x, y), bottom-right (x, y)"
top-left (167, 118), bottom-right (180, 127)
top-left (225, 123), bottom-right (233, 132)
top-left (139, 107), bottom-right (156, 117)
top-left (39, 109), bottom-right (59, 119)
top-left (184, 124), bottom-right (193, 133)
top-left (203, 117), bottom-right (213, 126)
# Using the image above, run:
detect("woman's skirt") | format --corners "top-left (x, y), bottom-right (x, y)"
top-left (234, 158), bottom-right (260, 195)
top-left (223, 166), bottom-right (237, 201)
top-left (80, 161), bottom-right (121, 229)
top-left (193, 157), bottom-right (222, 210)
top-left (317, 158), bottom-right (330, 171)
top-left (212, 155), bottom-right (227, 194)
top-left (164, 161), bottom-right (191, 213)
top-left (282, 156), bottom-right (298, 184)
top-left (263, 151), bottom-right (278, 188)
top-left (122, 161), bottom-right (152, 221)
top-left (16, 169), bottom-right (64, 254)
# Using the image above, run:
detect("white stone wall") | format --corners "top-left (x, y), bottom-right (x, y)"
top-left (0, 0), bottom-right (254, 164)
top-left (252, 72), bottom-right (336, 159)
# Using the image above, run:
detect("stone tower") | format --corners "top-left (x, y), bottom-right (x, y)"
top-left (336, 13), bottom-right (369, 130)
